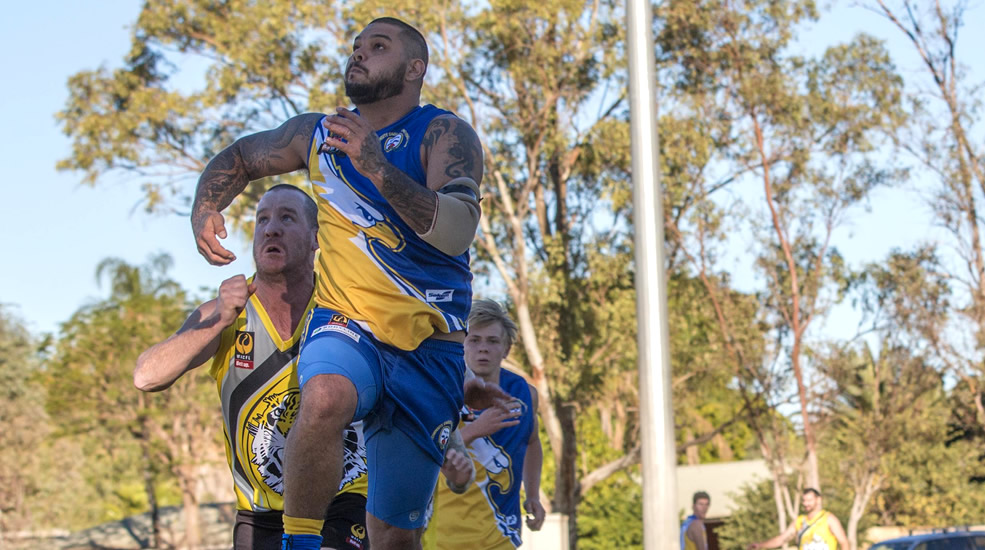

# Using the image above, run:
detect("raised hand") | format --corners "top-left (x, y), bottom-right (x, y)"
top-left (464, 376), bottom-right (511, 410)
top-left (215, 275), bottom-right (256, 326)
top-left (321, 108), bottom-right (388, 182)
top-left (192, 210), bottom-right (236, 265)
top-left (467, 400), bottom-right (522, 440)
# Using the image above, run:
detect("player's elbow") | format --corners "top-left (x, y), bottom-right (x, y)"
top-left (134, 353), bottom-right (169, 392)
top-left (418, 179), bottom-right (481, 256)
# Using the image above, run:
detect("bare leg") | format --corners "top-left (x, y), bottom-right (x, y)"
top-left (367, 513), bottom-right (424, 550)
top-left (283, 374), bottom-right (358, 520)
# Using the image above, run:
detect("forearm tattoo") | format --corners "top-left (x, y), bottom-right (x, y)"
top-left (192, 114), bottom-right (320, 216)
top-left (378, 117), bottom-right (482, 234)
top-left (192, 149), bottom-right (251, 216)
top-left (380, 163), bottom-right (437, 234)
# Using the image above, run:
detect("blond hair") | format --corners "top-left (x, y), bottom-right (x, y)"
top-left (468, 299), bottom-right (518, 349)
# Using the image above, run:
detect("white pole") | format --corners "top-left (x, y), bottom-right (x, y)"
top-left (626, 1), bottom-right (678, 549)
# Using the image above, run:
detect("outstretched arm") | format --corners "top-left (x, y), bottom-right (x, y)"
top-left (134, 275), bottom-right (255, 391)
top-left (191, 113), bottom-right (324, 265)
top-left (748, 521), bottom-right (797, 550)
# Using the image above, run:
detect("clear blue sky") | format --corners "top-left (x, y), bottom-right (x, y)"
top-left (1, 1), bottom-right (983, 338)
top-left (1, 0), bottom-right (253, 336)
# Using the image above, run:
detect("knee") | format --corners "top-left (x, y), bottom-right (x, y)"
top-left (298, 374), bottom-right (358, 429)
top-left (367, 514), bottom-right (421, 549)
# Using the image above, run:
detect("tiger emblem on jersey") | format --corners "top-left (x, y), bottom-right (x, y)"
top-left (339, 425), bottom-right (368, 490)
top-left (245, 388), bottom-right (300, 494)
top-left (245, 389), bottom-right (366, 494)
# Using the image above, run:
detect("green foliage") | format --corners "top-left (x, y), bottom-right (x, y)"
top-left (41, 254), bottom-right (222, 530)
top-left (0, 306), bottom-right (51, 529)
top-left (873, 407), bottom-right (985, 527)
top-left (572, 408), bottom-right (643, 549)
top-left (57, 1), bottom-right (348, 224)
top-left (716, 480), bottom-right (780, 550)
top-left (668, 273), bottom-right (762, 463)
top-left (577, 469), bottom-right (642, 550)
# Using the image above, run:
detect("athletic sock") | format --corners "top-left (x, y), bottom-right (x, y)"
top-left (282, 515), bottom-right (324, 550)
top-left (281, 534), bottom-right (322, 550)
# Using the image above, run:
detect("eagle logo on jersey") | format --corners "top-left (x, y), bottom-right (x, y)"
top-left (431, 420), bottom-right (453, 452)
top-left (380, 130), bottom-right (409, 152)
top-left (470, 435), bottom-right (522, 545)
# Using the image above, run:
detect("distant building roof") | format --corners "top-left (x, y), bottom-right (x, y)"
top-left (676, 459), bottom-right (772, 519)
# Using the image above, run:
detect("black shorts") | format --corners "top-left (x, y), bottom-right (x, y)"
top-left (233, 492), bottom-right (369, 550)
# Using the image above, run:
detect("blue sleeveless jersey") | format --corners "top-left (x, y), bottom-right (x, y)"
top-left (428, 369), bottom-right (535, 548)
top-left (306, 105), bottom-right (473, 350)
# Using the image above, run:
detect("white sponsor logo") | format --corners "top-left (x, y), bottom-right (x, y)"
top-left (311, 324), bottom-right (361, 342)
top-left (803, 535), bottom-right (831, 550)
top-left (426, 289), bottom-right (454, 303)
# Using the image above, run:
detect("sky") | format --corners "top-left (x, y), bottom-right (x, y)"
top-left (1, 0), bottom-right (984, 338)
top-left (1, 0), bottom-right (254, 336)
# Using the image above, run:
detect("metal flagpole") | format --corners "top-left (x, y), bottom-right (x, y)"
top-left (625, 0), bottom-right (678, 548)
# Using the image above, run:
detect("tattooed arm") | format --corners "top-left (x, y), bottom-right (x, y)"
top-left (191, 113), bottom-right (324, 265)
top-left (322, 110), bottom-right (483, 254)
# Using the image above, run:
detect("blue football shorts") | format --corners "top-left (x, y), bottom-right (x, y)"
top-left (297, 307), bottom-right (466, 529)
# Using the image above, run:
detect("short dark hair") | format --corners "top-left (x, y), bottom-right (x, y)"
top-left (693, 491), bottom-right (711, 504)
top-left (265, 184), bottom-right (318, 229)
top-left (803, 488), bottom-right (822, 498)
top-left (369, 17), bottom-right (429, 71)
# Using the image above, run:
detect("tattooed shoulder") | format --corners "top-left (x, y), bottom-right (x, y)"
top-left (291, 113), bottom-right (326, 143)
top-left (421, 117), bottom-right (453, 169)
top-left (443, 119), bottom-right (483, 181)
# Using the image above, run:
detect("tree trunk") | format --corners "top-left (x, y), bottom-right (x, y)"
top-left (556, 404), bottom-right (580, 550)
top-left (803, 445), bottom-right (820, 492)
top-left (685, 429), bottom-right (699, 465)
top-left (177, 466), bottom-right (201, 550)
top-left (847, 472), bottom-right (880, 550)
top-left (772, 475), bottom-right (788, 534)
top-left (515, 300), bottom-right (563, 469)
top-left (754, 112), bottom-right (822, 492)
top-left (139, 440), bottom-right (161, 549)
top-left (136, 406), bottom-right (161, 549)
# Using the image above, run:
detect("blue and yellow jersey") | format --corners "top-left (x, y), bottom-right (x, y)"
top-left (209, 284), bottom-right (368, 512)
top-left (306, 105), bottom-right (473, 351)
top-left (427, 370), bottom-right (535, 549)
top-left (681, 515), bottom-right (706, 550)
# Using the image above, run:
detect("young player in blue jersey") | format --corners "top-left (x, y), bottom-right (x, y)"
top-left (189, 16), bottom-right (507, 550)
top-left (424, 300), bottom-right (544, 550)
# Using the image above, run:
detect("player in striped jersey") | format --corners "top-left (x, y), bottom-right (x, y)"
top-left (135, 185), bottom-right (368, 549)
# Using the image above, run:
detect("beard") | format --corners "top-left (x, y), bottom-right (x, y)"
top-left (345, 61), bottom-right (407, 105)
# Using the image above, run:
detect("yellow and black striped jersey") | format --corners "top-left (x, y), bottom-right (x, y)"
top-left (209, 286), bottom-right (368, 512)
